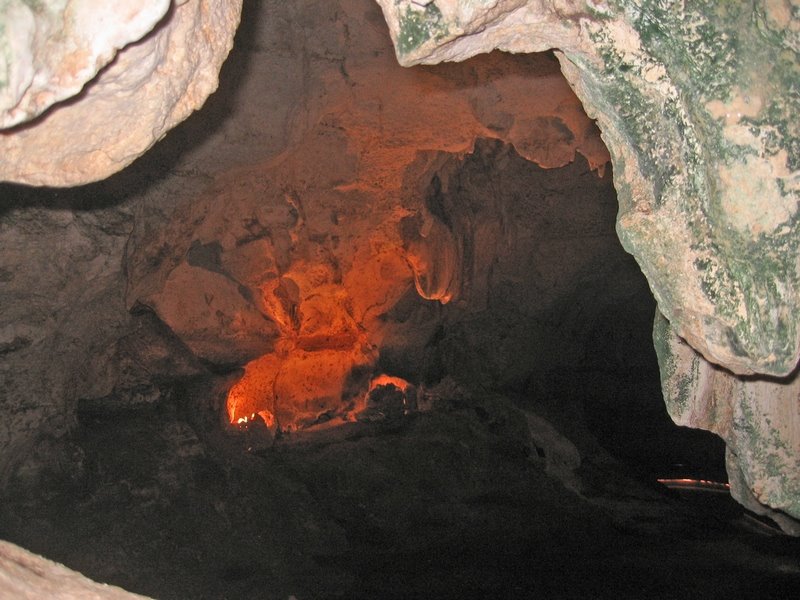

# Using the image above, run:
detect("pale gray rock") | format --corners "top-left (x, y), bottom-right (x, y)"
top-left (655, 311), bottom-right (800, 531)
top-left (0, 0), bottom-right (170, 128)
top-left (0, 539), bottom-right (151, 599)
top-left (0, 0), bottom-right (243, 186)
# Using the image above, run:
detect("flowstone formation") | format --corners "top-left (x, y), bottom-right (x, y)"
top-left (374, 0), bottom-right (800, 525)
top-left (0, 0), bottom-right (243, 186)
top-left (123, 37), bottom-right (611, 430)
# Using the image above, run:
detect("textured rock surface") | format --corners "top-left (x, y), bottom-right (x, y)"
top-left (0, 0), bottom-right (243, 186)
top-left (2, 391), bottom-right (797, 599)
top-left (0, 188), bottom-right (205, 486)
top-left (0, 202), bottom-right (131, 485)
top-left (375, 0), bottom-right (800, 528)
top-left (121, 0), bottom-right (610, 432)
top-left (0, 539), bottom-right (151, 599)
top-left (2, 1), bottom-right (798, 594)
top-left (132, 138), bottom-right (635, 433)
top-left (655, 312), bottom-right (800, 536)
top-left (376, 1), bottom-right (800, 377)
top-left (0, 0), bottom-right (608, 486)
top-left (0, 0), bottom-right (170, 128)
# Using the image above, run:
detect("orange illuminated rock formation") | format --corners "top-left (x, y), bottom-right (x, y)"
top-left (125, 40), bottom-right (608, 431)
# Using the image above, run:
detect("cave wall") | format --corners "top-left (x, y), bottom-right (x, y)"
top-left (376, 0), bottom-right (800, 374)
top-left (122, 0), bottom-right (613, 431)
top-left (0, 201), bottom-right (131, 483)
top-left (0, 0), bottom-right (609, 483)
top-left (0, 0), bottom-right (797, 530)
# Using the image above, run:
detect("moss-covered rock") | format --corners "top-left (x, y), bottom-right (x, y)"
top-left (655, 311), bottom-right (800, 533)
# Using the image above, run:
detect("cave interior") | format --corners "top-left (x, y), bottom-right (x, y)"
top-left (0, 1), bottom-right (799, 599)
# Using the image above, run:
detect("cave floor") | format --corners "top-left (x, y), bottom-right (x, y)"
top-left (1, 392), bottom-right (798, 600)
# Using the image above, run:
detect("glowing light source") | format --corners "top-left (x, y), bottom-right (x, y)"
top-left (223, 242), bottom-right (415, 431)
top-left (657, 478), bottom-right (731, 493)
top-left (368, 374), bottom-right (411, 393)
top-left (236, 414), bottom-right (255, 425)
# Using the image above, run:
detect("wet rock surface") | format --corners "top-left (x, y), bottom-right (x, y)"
top-left (1, 389), bottom-right (798, 600)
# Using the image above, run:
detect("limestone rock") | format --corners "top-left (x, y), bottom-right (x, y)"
top-left (375, 0), bottom-right (800, 377)
top-left (655, 312), bottom-right (800, 530)
top-left (0, 0), bottom-right (243, 186)
top-left (120, 8), bottom-right (610, 427)
top-left (0, 539), bottom-right (151, 599)
top-left (3, 1), bottom-right (610, 486)
top-left (0, 0), bottom-right (170, 128)
top-left (138, 261), bottom-right (280, 367)
top-left (0, 203), bottom-right (133, 486)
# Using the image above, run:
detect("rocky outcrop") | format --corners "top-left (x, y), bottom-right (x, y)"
top-left (376, 1), bottom-right (800, 377)
top-left (0, 0), bottom-right (609, 479)
top-left (0, 539), bottom-right (151, 599)
top-left (655, 313), bottom-right (800, 536)
top-left (375, 0), bottom-right (800, 528)
top-left (121, 0), bottom-right (611, 431)
top-left (0, 0), bottom-right (243, 186)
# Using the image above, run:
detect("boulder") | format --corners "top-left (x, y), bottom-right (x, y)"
top-left (0, 539), bottom-right (150, 599)
top-left (0, 0), bottom-right (243, 186)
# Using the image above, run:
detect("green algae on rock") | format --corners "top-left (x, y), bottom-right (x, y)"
top-left (377, 0), bottom-right (800, 377)
top-left (573, 1), bottom-right (800, 378)
top-left (655, 311), bottom-right (800, 534)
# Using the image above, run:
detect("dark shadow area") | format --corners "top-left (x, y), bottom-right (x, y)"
top-left (379, 139), bottom-right (727, 483)
top-left (0, 385), bottom-right (797, 600)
